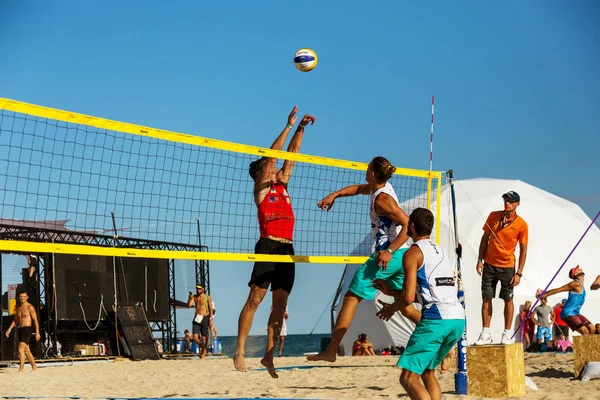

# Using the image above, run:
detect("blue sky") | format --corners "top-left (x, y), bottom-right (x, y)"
top-left (1, 1), bottom-right (599, 336)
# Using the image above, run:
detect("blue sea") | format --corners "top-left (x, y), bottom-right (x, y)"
top-left (216, 333), bottom-right (331, 358)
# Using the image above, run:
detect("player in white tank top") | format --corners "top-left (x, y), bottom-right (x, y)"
top-left (308, 156), bottom-right (414, 363)
top-left (370, 182), bottom-right (411, 252)
top-left (413, 239), bottom-right (464, 320)
top-left (375, 207), bottom-right (465, 398)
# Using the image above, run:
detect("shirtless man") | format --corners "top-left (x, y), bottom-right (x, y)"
top-left (5, 291), bottom-right (40, 371)
top-left (187, 284), bottom-right (216, 359)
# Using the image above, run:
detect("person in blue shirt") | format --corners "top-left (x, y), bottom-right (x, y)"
top-left (539, 265), bottom-right (595, 335)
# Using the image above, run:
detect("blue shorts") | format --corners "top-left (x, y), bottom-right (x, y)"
top-left (348, 248), bottom-right (407, 300)
top-left (399, 319), bottom-right (465, 374)
top-left (536, 326), bottom-right (552, 342)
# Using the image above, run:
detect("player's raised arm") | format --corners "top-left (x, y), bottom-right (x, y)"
top-left (278, 113), bottom-right (316, 184)
top-left (317, 184), bottom-right (370, 211)
top-left (249, 106), bottom-right (298, 204)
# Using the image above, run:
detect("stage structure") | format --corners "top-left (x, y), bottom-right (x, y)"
top-left (0, 220), bottom-right (208, 360)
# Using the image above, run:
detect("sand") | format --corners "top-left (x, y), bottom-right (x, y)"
top-left (0, 353), bottom-right (599, 399)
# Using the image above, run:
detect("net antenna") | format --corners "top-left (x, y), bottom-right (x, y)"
top-left (429, 96), bottom-right (435, 174)
top-left (426, 96), bottom-right (436, 211)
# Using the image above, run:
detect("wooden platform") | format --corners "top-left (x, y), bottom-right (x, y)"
top-left (467, 343), bottom-right (525, 398)
top-left (573, 335), bottom-right (600, 378)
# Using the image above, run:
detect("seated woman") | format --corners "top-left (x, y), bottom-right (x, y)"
top-left (554, 334), bottom-right (573, 352)
top-left (352, 333), bottom-right (375, 356)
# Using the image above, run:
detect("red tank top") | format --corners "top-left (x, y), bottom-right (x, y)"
top-left (257, 182), bottom-right (295, 241)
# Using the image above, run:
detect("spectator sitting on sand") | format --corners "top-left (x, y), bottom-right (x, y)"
top-left (553, 334), bottom-right (573, 352)
top-left (352, 333), bottom-right (375, 356)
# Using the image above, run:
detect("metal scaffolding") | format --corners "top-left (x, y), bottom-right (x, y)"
top-left (0, 222), bottom-right (209, 359)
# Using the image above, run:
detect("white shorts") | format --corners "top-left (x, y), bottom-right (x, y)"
top-left (280, 319), bottom-right (287, 337)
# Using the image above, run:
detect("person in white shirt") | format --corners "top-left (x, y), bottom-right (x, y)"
top-left (277, 306), bottom-right (289, 357)
top-left (308, 156), bottom-right (417, 363)
top-left (374, 207), bottom-right (465, 400)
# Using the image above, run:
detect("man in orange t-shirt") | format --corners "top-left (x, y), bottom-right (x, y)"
top-left (474, 191), bottom-right (528, 345)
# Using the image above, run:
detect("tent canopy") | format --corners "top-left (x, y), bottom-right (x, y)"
top-left (335, 178), bottom-right (600, 352)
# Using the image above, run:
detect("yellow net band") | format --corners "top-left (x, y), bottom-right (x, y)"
top-left (0, 239), bottom-right (369, 264)
top-left (0, 98), bottom-right (441, 180)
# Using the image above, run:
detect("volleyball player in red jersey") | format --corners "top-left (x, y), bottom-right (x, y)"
top-left (234, 105), bottom-right (316, 377)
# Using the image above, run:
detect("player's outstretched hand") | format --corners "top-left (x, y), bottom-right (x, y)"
top-left (372, 278), bottom-right (394, 296)
top-left (376, 299), bottom-right (396, 321)
top-left (288, 105), bottom-right (299, 126)
top-left (317, 193), bottom-right (336, 211)
top-left (299, 114), bottom-right (316, 127)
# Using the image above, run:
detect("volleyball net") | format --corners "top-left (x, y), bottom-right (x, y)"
top-left (0, 98), bottom-right (443, 264)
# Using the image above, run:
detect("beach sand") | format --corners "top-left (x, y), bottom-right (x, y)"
top-left (1, 353), bottom-right (599, 399)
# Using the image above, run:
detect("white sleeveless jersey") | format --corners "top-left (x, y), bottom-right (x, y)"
top-left (414, 239), bottom-right (465, 320)
top-left (370, 182), bottom-right (406, 252)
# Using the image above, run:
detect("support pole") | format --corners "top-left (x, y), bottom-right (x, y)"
top-left (447, 170), bottom-right (468, 395)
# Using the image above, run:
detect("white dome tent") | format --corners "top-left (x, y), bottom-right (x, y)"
top-left (334, 178), bottom-right (600, 354)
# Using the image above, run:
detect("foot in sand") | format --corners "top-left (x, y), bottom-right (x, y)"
top-left (306, 351), bottom-right (336, 362)
top-left (260, 356), bottom-right (278, 379)
top-left (233, 353), bottom-right (247, 372)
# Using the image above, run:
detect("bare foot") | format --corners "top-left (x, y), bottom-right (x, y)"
top-left (260, 356), bottom-right (278, 379)
top-left (31, 368), bottom-right (38, 372)
top-left (200, 354), bottom-right (206, 360)
top-left (440, 368), bottom-right (450, 374)
top-left (306, 351), bottom-right (336, 362)
top-left (233, 353), bottom-right (247, 372)
top-left (17, 369), bottom-right (24, 373)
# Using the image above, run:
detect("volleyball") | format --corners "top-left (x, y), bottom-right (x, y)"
top-left (293, 48), bottom-right (318, 72)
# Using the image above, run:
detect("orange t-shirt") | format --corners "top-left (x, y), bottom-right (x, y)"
top-left (482, 210), bottom-right (528, 267)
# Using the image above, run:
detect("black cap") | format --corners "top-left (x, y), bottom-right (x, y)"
top-left (502, 191), bottom-right (520, 203)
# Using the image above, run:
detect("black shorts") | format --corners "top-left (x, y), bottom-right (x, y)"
top-left (248, 237), bottom-right (295, 294)
top-left (553, 324), bottom-right (570, 338)
top-left (18, 326), bottom-right (33, 344)
top-left (192, 317), bottom-right (209, 338)
top-left (481, 263), bottom-right (515, 300)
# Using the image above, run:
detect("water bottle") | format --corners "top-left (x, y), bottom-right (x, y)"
top-left (212, 337), bottom-right (219, 354)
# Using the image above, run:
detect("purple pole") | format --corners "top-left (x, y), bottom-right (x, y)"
top-left (512, 210), bottom-right (600, 339)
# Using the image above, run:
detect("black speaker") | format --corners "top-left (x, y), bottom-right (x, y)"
top-left (116, 258), bottom-right (169, 322)
top-left (54, 255), bottom-right (169, 321)
top-left (54, 254), bottom-right (114, 321)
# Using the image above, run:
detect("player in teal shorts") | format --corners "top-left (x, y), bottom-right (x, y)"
top-left (348, 248), bottom-right (407, 300)
top-left (375, 208), bottom-right (465, 399)
top-left (308, 156), bottom-right (419, 363)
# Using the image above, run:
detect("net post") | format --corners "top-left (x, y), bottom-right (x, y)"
top-left (447, 170), bottom-right (468, 395)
